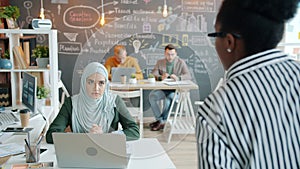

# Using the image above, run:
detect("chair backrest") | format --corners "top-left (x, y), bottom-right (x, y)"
top-left (110, 88), bottom-right (143, 138)
top-left (58, 80), bottom-right (70, 109)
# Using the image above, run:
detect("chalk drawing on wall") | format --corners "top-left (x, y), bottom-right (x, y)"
top-left (176, 12), bottom-right (208, 32)
top-left (181, 0), bottom-right (217, 12)
top-left (132, 40), bottom-right (142, 53)
top-left (162, 34), bottom-right (179, 47)
top-left (23, 1), bottom-right (33, 24)
top-left (51, 0), bottom-right (68, 4)
top-left (58, 42), bottom-right (82, 55)
top-left (63, 5), bottom-right (100, 29)
top-left (12, 0), bottom-right (224, 101)
top-left (63, 32), bottom-right (78, 42)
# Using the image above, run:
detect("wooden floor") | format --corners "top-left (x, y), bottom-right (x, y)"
top-left (143, 122), bottom-right (198, 169)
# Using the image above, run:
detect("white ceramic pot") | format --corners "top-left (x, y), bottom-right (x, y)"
top-left (148, 78), bottom-right (155, 83)
top-left (36, 58), bottom-right (49, 68)
top-left (129, 78), bottom-right (137, 84)
top-left (37, 98), bottom-right (46, 106)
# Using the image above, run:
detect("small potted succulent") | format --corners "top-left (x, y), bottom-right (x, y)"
top-left (32, 45), bottom-right (49, 68)
top-left (129, 73), bottom-right (137, 84)
top-left (148, 73), bottom-right (155, 83)
top-left (37, 85), bottom-right (50, 99)
top-left (37, 85), bottom-right (50, 106)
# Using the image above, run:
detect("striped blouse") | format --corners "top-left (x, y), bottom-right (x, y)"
top-left (196, 49), bottom-right (300, 169)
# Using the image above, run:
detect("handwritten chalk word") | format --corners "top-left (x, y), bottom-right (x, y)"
top-left (192, 36), bottom-right (208, 46)
top-left (132, 9), bottom-right (155, 14)
top-left (182, 0), bottom-right (216, 12)
top-left (63, 5), bottom-right (100, 29)
top-left (89, 47), bottom-right (110, 54)
top-left (114, 8), bottom-right (131, 14)
top-left (94, 39), bottom-right (119, 48)
top-left (58, 42), bottom-right (82, 54)
top-left (122, 15), bottom-right (140, 22)
top-left (120, 0), bottom-right (138, 4)
top-left (114, 22), bottom-right (137, 29)
top-left (135, 34), bottom-right (156, 39)
top-left (104, 33), bottom-right (132, 39)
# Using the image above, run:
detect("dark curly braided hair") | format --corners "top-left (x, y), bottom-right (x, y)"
top-left (217, 0), bottom-right (299, 56)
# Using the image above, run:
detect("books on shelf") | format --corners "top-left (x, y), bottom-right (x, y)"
top-left (13, 46), bottom-right (28, 69)
top-left (22, 42), bottom-right (30, 65)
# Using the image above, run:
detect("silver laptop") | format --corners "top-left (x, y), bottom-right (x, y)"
top-left (52, 133), bottom-right (128, 168)
top-left (111, 67), bottom-right (136, 83)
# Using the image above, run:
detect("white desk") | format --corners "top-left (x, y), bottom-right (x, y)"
top-left (4, 138), bottom-right (176, 169)
top-left (110, 80), bottom-right (199, 143)
top-left (110, 80), bottom-right (198, 91)
top-left (1, 106), bottom-right (53, 144)
top-left (1, 106), bottom-right (176, 169)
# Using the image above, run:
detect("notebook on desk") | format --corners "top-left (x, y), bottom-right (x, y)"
top-left (111, 67), bottom-right (136, 83)
top-left (52, 133), bottom-right (128, 168)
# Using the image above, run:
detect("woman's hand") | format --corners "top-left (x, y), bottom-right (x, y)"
top-left (89, 124), bottom-right (103, 134)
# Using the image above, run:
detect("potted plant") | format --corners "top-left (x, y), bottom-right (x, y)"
top-left (129, 73), bottom-right (137, 84)
top-left (148, 73), bottom-right (155, 83)
top-left (37, 85), bottom-right (50, 106)
top-left (32, 45), bottom-right (49, 68)
top-left (37, 85), bottom-right (50, 99)
top-left (0, 5), bottom-right (20, 28)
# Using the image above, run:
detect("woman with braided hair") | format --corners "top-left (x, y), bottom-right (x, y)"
top-left (196, 0), bottom-right (300, 168)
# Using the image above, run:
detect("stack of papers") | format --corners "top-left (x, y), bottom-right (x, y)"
top-left (0, 143), bottom-right (25, 157)
top-left (0, 132), bottom-right (14, 144)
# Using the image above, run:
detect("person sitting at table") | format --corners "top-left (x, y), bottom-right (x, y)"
top-left (104, 44), bottom-right (143, 80)
top-left (149, 44), bottom-right (192, 131)
top-left (46, 62), bottom-right (140, 143)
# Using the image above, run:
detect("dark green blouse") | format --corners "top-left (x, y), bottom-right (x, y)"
top-left (46, 96), bottom-right (140, 143)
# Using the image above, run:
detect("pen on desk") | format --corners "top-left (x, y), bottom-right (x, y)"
top-left (24, 138), bottom-right (36, 162)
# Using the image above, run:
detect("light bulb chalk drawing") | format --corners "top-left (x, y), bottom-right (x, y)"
top-left (133, 40), bottom-right (142, 53)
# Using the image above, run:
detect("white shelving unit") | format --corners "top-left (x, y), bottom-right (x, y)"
top-left (0, 29), bottom-right (59, 117)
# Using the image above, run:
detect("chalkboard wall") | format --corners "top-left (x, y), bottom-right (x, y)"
top-left (11, 0), bottom-right (224, 103)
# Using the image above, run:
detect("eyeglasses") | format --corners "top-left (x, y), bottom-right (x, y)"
top-left (86, 79), bottom-right (105, 87)
top-left (207, 32), bottom-right (242, 39)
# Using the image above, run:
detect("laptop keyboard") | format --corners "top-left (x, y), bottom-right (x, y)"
top-left (0, 113), bottom-right (19, 126)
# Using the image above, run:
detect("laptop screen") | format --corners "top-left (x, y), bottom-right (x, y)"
top-left (52, 133), bottom-right (128, 168)
top-left (111, 67), bottom-right (136, 82)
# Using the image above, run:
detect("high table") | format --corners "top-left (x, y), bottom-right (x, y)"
top-left (4, 138), bottom-right (176, 169)
top-left (110, 80), bottom-right (199, 143)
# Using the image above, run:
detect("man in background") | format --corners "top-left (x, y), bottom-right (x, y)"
top-left (149, 44), bottom-right (192, 131)
top-left (104, 45), bottom-right (143, 80)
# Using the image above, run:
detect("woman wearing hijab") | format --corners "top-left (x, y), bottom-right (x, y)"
top-left (196, 0), bottom-right (300, 168)
top-left (46, 62), bottom-right (139, 143)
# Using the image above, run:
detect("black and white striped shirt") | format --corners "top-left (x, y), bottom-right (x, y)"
top-left (196, 49), bottom-right (300, 169)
